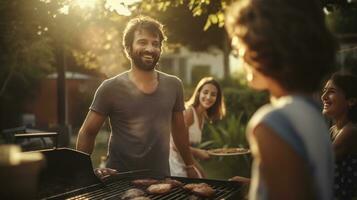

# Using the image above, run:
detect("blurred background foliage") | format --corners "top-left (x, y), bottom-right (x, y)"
top-left (200, 86), bottom-right (269, 149)
top-left (1, 0), bottom-right (356, 130)
top-left (1, 0), bottom-right (357, 178)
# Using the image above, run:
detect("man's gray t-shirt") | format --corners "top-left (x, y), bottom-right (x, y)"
top-left (90, 71), bottom-right (185, 176)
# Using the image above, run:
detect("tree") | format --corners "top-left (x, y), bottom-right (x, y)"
top-left (0, 0), bottom-right (55, 129)
top-left (0, 0), bottom-right (132, 131)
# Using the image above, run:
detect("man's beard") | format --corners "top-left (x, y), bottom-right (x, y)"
top-left (130, 51), bottom-right (160, 71)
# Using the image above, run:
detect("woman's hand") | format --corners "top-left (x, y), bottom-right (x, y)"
top-left (174, 145), bottom-right (210, 160)
top-left (229, 176), bottom-right (251, 184)
top-left (193, 148), bottom-right (210, 160)
top-left (94, 168), bottom-right (118, 179)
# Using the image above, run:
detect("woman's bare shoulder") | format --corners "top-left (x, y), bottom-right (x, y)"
top-left (184, 107), bottom-right (194, 126)
top-left (341, 123), bottom-right (357, 133)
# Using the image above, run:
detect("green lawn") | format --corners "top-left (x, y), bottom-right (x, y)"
top-left (70, 130), bottom-right (110, 168)
top-left (200, 155), bottom-right (251, 180)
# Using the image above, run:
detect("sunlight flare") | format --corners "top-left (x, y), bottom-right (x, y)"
top-left (105, 0), bottom-right (142, 16)
top-left (74, 0), bottom-right (96, 9)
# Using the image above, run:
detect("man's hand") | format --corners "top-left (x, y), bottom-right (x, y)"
top-left (94, 168), bottom-right (118, 179)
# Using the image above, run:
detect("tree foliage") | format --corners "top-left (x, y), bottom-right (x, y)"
top-left (1, 0), bottom-right (356, 130)
top-left (138, 0), bottom-right (231, 29)
top-left (0, 0), bottom-right (127, 129)
top-left (140, 4), bottom-right (226, 51)
top-left (137, 0), bottom-right (356, 30)
top-left (135, 0), bottom-right (231, 51)
top-left (0, 0), bottom-right (56, 128)
top-left (326, 3), bottom-right (357, 33)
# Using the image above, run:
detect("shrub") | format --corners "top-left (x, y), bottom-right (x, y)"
top-left (201, 113), bottom-right (248, 149)
top-left (223, 87), bottom-right (269, 123)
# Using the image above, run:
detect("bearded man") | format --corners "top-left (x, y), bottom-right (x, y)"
top-left (76, 16), bottom-right (198, 178)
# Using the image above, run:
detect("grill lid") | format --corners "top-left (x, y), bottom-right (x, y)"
top-left (37, 148), bottom-right (100, 198)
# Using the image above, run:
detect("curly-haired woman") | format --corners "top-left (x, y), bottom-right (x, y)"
top-left (225, 0), bottom-right (337, 199)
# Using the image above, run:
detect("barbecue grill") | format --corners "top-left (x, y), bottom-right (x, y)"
top-left (37, 148), bottom-right (244, 200)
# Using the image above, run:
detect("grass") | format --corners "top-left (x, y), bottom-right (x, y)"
top-left (200, 155), bottom-right (252, 180)
top-left (70, 129), bottom-right (110, 168)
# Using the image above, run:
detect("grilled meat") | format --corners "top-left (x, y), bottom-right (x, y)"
top-left (161, 178), bottom-right (183, 188)
top-left (146, 183), bottom-right (172, 194)
top-left (183, 183), bottom-right (199, 190)
top-left (131, 179), bottom-right (159, 187)
top-left (183, 183), bottom-right (215, 197)
top-left (120, 188), bottom-right (146, 199)
top-left (130, 197), bottom-right (151, 200)
top-left (192, 184), bottom-right (215, 197)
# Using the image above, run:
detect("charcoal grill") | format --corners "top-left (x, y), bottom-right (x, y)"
top-left (37, 148), bottom-right (244, 200)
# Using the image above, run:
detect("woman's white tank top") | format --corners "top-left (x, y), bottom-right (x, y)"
top-left (169, 106), bottom-right (204, 177)
top-left (188, 106), bottom-right (204, 145)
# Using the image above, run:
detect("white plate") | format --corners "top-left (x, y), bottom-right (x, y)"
top-left (207, 148), bottom-right (250, 156)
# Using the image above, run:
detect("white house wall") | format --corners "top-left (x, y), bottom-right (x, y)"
top-left (161, 47), bottom-right (225, 84)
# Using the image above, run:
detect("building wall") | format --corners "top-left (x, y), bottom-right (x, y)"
top-left (160, 47), bottom-right (225, 85)
top-left (25, 75), bottom-right (102, 130)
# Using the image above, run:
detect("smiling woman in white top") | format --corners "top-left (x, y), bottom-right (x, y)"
top-left (169, 77), bottom-right (226, 177)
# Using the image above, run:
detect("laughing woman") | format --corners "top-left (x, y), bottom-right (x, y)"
top-left (169, 77), bottom-right (226, 177)
top-left (321, 72), bottom-right (357, 200)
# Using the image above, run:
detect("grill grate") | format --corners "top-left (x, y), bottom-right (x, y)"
top-left (36, 150), bottom-right (243, 200)
top-left (42, 176), bottom-right (243, 200)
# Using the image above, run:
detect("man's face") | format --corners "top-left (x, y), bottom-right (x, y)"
top-left (129, 29), bottom-right (161, 71)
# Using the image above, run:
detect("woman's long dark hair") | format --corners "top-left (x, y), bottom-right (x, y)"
top-left (330, 72), bottom-right (357, 122)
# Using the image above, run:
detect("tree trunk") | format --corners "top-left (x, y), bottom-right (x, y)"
top-left (223, 33), bottom-right (231, 80)
top-left (56, 46), bottom-right (70, 146)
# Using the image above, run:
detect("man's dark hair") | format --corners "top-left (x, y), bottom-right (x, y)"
top-left (226, 0), bottom-right (338, 93)
top-left (122, 15), bottom-right (166, 59)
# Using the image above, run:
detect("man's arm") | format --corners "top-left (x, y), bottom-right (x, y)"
top-left (171, 111), bottom-right (199, 178)
top-left (76, 110), bottom-right (106, 154)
